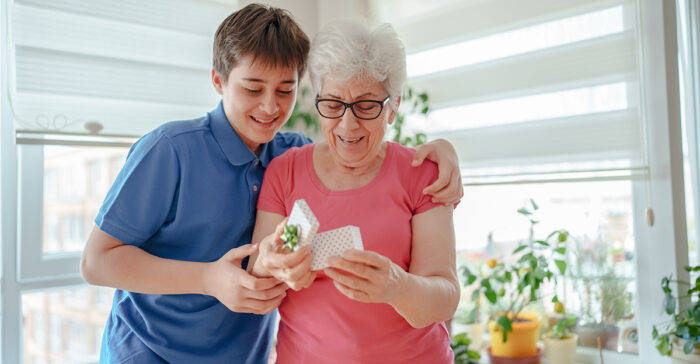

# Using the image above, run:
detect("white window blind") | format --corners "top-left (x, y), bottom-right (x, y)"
top-left (8, 0), bottom-right (234, 137)
top-left (371, 0), bottom-right (646, 183)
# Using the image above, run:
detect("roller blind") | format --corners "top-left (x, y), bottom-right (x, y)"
top-left (371, 0), bottom-right (646, 181)
top-left (8, 0), bottom-right (235, 137)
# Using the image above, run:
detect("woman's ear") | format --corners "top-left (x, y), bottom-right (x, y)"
top-left (387, 96), bottom-right (401, 125)
top-left (212, 69), bottom-right (224, 95)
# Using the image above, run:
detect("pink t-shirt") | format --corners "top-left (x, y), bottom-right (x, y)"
top-left (257, 142), bottom-right (453, 364)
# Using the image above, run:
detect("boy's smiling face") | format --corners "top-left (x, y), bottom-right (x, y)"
top-left (212, 55), bottom-right (298, 154)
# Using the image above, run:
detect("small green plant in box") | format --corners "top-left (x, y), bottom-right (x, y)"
top-left (281, 224), bottom-right (300, 251)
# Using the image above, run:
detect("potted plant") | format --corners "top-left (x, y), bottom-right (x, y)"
top-left (543, 309), bottom-right (578, 364)
top-left (570, 237), bottom-right (633, 352)
top-left (466, 199), bottom-right (569, 361)
top-left (652, 265), bottom-right (700, 363)
top-left (451, 332), bottom-right (481, 364)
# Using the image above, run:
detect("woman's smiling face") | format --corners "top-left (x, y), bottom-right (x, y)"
top-left (319, 75), bottom-right (397, 169)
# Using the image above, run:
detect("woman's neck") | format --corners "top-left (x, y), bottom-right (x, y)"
top-left (313, 142), bottom-right (388, 190)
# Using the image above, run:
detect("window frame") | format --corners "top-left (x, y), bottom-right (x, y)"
top-left (0, 1), bottom-right (691, 364)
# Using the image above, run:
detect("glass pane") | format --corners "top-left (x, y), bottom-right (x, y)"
top-left (43, 146), bottom-right (127, 253)
top-left (22, 286), bottom-right (114, 364)
top-left (453, 180), bottom-right (638, 354)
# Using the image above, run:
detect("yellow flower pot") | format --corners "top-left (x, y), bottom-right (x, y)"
top-left (488, 313), bottom-right (540, 357)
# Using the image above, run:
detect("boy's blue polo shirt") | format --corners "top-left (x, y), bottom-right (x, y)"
top-left (95, 101), bottom-right (311, 364)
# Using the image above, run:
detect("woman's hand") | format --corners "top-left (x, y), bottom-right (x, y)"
top-left (413, 138), bottom-right (463, 205)
top-left (324, 249), bottom-right (406, 304)
top-left (257, 221), bottom-right (316, 291)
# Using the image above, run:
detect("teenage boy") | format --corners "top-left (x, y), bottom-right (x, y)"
top-left (81, 4), bottom-right (462, 364)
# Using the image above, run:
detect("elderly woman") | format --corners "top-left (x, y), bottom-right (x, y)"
top-left (250, 20), bottom-right (458, 363)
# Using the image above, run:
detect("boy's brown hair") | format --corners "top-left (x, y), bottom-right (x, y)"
top-left (213, 3), bottom-right (310, 81)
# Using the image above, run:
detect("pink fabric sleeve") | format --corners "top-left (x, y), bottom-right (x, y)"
top-left (257, 151), bottom-right (291, 216)
top-left (409, 155), bottom-right (443, 215)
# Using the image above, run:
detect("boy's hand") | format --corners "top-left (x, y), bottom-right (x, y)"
top-left (204, 244), bottom-right (287, 314)
top-left (413, 138), bottom-right (463, 205)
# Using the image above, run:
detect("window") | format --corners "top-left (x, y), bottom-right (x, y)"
top-left (2, 1), bottom-right (236, 362)
top-left (370, 0), bottom-right (685, 363)
top-left (23, 287), bottom-right (109, 364)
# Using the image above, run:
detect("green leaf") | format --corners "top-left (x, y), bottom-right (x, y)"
top-left (652, 326), bottom-right (658, 339)
top-left (504, 271), bottom-right (512, 282)
top-left (518, 253), bottom-right (534, 264)
top-left (467, 350), bottom-right (481, 359)
top-left (517, 208), bottom-right (532, 216)
top-left (684, 339), bottom-right (695, 354)
top-left (471, 289), bottom-right (480, 302)
top-left (555, 247), bottom-right (566, 255)
top-left (554, 260), bottom-right (567, 275)
top-left (419, 92), bottom-right (428, 102)
top-left (552, 296), bottom-right (559, 303)
top-left (485, 290), bottom-right (497, 304)
top-left (497, 316), bottom-right (513, 342)
top-left (664, 292), bottom-right (676, 315)
top-left (530, 199), bottom-right (539, 210)
top-left (535, 240), bottom-right (550, 247)
top-left (513, 245), bottom-right (527, 254)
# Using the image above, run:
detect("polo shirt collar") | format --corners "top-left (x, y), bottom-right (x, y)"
top-left (210, 101), bottom-right (262, 166)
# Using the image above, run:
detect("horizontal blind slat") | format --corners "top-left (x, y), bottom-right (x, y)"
top-left (392, 0), bottom-right (634, 52)
top-left (12, 4), bottom-right (212, 69)
top-left (411, 31), bottom-right (638, 108)
top-left (431, 109), bottom-right (642, 168)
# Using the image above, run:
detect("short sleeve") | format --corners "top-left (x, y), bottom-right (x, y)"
top-left (410, 159), bottom-right (442, 215)
top-left (95, 132), bottom-right (180, 246)
top-left (257, 151), bottom-right (292, 216)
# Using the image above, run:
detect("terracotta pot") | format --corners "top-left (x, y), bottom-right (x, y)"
top-left (488, 313), bottom-right (540, 357)
top-left (543, 334), bottom-right (578, 364)
top-left (487, 347), bottom-right (541, 364)
top-left (671, 337), bottom-right (700, 364)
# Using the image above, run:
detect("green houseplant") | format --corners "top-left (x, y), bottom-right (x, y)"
top-left (463, 199), bottom-right (569, 358)
top-left (543, 311), bottom-right (578, 364)
top-left (570, 237), bottom-right (633, 351)
top-left (451, 332), bottom-right (481, 364)
top-left (652, 265), bottom-right (700, 362)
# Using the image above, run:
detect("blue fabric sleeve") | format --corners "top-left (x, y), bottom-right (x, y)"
top-left (95, 132), bottom-right (180, 246)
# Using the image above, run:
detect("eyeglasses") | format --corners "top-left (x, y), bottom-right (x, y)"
top-left (315, 96), bottom-right (390, 120)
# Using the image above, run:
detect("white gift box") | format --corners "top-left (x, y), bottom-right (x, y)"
top-left (286, 199), bottom-right (364, 270)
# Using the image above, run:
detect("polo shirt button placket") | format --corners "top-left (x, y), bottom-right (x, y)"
top-left (253, 185), bottom-right (258, 192)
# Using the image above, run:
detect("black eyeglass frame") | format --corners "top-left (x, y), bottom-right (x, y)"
top-left (314, 95), bottom-right (391, 120)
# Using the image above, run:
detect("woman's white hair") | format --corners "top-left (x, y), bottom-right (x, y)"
top-left (308, 19), bottom-right (406, 103)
